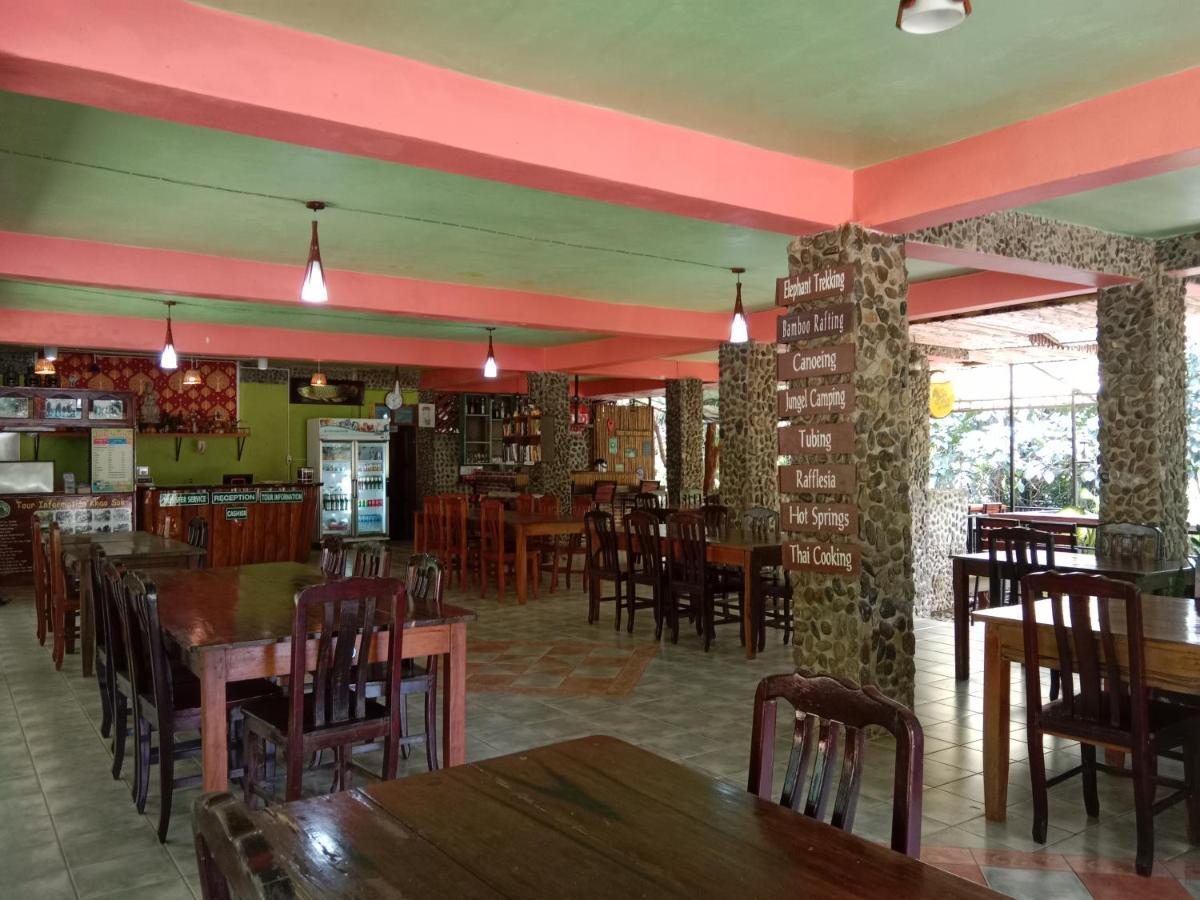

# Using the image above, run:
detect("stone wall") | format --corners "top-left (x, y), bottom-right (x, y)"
top-left (665, 378), bottom-right (704, 506)
top-left (718, 341), bottom-right (778, 516)
top-left (912, 488), bottom-right (968, 617)
top-left (784, 224), bottom-right (915, 709)
top-left (1096, 273), bottom-right (1189, 558)
top-left (415, 389), bottom-right (461, 500)
top-left (527, 372), bottom-right (572, 514)
top-left (566, 429), bottom-right (591, 476)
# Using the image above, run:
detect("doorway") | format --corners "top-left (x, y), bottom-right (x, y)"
top-left (389, 425), bottom-right (417, 541)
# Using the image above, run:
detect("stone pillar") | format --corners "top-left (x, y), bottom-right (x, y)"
top-left (527, 372), bottom-right (572, 515)
top-left (718, 341), bottom-right (778, 516)
top-left (783, 224), bottom-right (915, 708)
top-left (1097, 271), bottom-right (1189, 558)
top-left (665, 378), bottom-right (704, 507)
top-left (415, 390), bottom-right (460, 500)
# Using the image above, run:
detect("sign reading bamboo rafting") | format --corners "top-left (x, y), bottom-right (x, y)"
top-left (777, 303), bottom-right (854, 343)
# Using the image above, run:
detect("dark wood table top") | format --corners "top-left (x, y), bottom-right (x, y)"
top-left (974, 593), bottom-right (1200, 646)
top-left (248, 736), bottom-right (998, 898)
top-left (59, 530), bottom-right (205, 563)
top-left (150, 561), bottom-right (476, 652)
top-left (952, 549), bottom-right (1193, 578)
top-left (466, 510), bottom-right (583, 526)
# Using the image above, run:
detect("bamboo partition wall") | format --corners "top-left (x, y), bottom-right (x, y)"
top-left (591, 403), bottom-right (655, 479)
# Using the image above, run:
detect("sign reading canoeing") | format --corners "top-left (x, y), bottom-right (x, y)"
top-left (778, 422), bottom-right (856, 456)
top-left (775, 265), bottom-right (855, 307)
top-left (777, 344), bottom-right (855, 380)
top-left (783, 541), bottom-right (861, 576)
top-left (778, 464), bottom-right (856, 496)
top-left (781, 502), bottom-right (857, 535)
top-left (778, 382), bottom-right (855, 418)
top-left (777, 303), bottom-right (854, 343)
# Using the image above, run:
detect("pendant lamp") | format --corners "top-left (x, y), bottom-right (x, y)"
top-left (483, 328), bottom-right (498, 379)
top-left (182, 360), bottom-right (202, 386)
top-left (729, 267), bottom-right (748, 344)
top-left (34, 355), bottom-right (56, 377)
top-left (310, 361), bottom-right (328, 387)
top-left (300, 200), bottom-right (329, 303)
top-left (897, 0), bottom-right (971, 34)
top-left (160, 301), bottom-right (178, 370)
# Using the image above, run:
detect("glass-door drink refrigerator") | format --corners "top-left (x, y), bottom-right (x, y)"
top-left (307, 418), bottom-right (390, 541)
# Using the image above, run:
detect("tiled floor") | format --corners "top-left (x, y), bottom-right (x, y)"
top-left (2, 566), bottom-right (1199, 898)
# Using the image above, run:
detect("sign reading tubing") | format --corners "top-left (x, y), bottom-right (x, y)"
top-left (778, 382), bottom-right (855, 418)
top-left (782, 541), bottom-right (861, 576)
top-left (778, 464), bottom-right (856, 496)
top-left (777, 303), bottom-right (854, 343)
top-left (775, 265), bottom-right (855, 307)
top-left (780, 502), bottom-right (858, 536)
top-left (777, 344), bottom-right (855, 380)
top-left (778, 422), bottom-right (856, 456)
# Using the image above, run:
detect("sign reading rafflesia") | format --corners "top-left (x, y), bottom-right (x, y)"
top-left (782, 541), bottom-right (861, 576)
top-left (777, 344), bottom-right (855, 380)
top-left (780, 502), bottom-right (858, 535)
top-left (778, 382), bottom-right (855, 418)
top-left (778, 423), bottom-right (856, 456)
top-left (778, 464), bottom-right (856, 496)
top-left (777, 303), bottom-right (854, 343)
top-left (775, 265), bottom-right (855, 307)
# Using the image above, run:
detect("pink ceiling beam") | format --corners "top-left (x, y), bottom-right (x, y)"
top-left (856, 67), bottom-right (1200, 234)
top-left (419, 370), bottom-right (530, 395)
top-left (580, 359), bottom-right (718, 383)
top-left (0, 231), bottom-right (722, 340)
top-left (905, 241), bottom-right (1135, 288)
top-left (906, 271), bottom-right (1093, 320)
top-left (579, 378), bottom-right (667, 399)
top-left (541, 336), bottom-right (714, 371)
top-left (0, 0), bottom-right (849, 234)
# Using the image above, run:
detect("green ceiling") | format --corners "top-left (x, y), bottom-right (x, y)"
top-left (201, 0), bottom-right (1200, 167)
top-left (0, 280), bottom-right (593, 346)
top-left (1022, 168), bottom-right (1200, 239)
top-left (0, 91), bottom-right (963, 322)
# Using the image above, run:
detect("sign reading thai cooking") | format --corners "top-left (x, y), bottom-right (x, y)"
top-left (780, 502), bottom-right (858, 535)
top-left (778, 382), bottom-right (855, 418)
top-left (775, 265), bottom-right (855, 307)
top-left (782, 541), bottom-right (861, 576)
top-left (777, 422), bottom-right (856, 456)
top-left (778, 464), bottom-right (856, 496)
top-left (777, 344), bottom-right (855, 380)
top-left (777, 303), bottom-right (854, 343)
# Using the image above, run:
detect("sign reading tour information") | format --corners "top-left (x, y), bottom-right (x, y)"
top-left (778, 464), bottom-right (856, 496)
top-left (782, 541), bottom-right (861, 576)
top-left (778, 382), bottom-right (855, 418)
top-left (780, 502), bottom-right (858, 535)
top-left (775, 265), bottom-right (855, 307)
top-left (777, 344), bottom-right (855, 380)
top-left (777, 423), bottom-right (856, 456)
top-left (777, 303), bottom-right (854, 343)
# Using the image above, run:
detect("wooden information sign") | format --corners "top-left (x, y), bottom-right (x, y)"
top-left (780, 502), bottom-right (858, 535)
top-left (778, 422), bottom-right (856, 456)
top-left (778, 382), bottom-right (855, 418)
top-left (777, 344), bottom-right (855, 380)
top-left (778, 464), bottom-right (856, 495)
top-left (775, 265), bottom-right (855, 307)
top-left (777, 303), bottom-right (854, 343)
top-left (782, 541), bottom-right (861, 576)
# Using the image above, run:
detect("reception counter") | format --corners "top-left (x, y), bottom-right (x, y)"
top-left (138, 482), bottom-right (319, 568)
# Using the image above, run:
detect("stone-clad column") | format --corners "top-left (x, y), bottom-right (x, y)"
top-left (718, 341), bottom-right (778, 517)
top-left (782, 224), bottom-right (915, 708)
top-left (1097, 272), bottom-right (1188, 558)
top-left (665, 378), bottom-right (704, 507)
top-left (527, 372), bottom-right (572, 515)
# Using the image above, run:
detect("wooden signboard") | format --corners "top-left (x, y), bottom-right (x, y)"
top-left (778, 382), bottom-right (855, 418)
top-left (775, 265), bottom-right (855, 307)
top-left (778, 422), bottom-right (856, 456)
top-left (777, 303), bottom-right (854, 343)
top-left (778, 464), bottom-right (856, 496)
top-left (777, 344), bottom-right (855, 380)
top-left (0, 493), bottom-right (134, 584)
top-left (782, 541), bottom-right (861, 576)
top-left (780, 502), bottom-right (858, 535)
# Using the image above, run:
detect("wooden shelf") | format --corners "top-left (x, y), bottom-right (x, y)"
top-left (140, 430), bottom-right (250, 462)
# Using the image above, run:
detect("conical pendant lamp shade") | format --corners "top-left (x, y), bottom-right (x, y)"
top-left (301, 201), bottom-right (329, 303)
top-left (160, 302), bottom-right (178, 370)
top-left (483, 329), bottom-right (498, 379)
top-left (728, 267), bottom-right (748, 344)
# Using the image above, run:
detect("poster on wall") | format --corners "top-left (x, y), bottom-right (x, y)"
top-left (418, 403), bottom-right (435, 428)
top-left (289, 377), bottom-right (365, 405)
top-left (91, 428), bottom-right (135, 493)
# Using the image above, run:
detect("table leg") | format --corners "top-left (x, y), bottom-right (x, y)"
top-left (515, 524), bottom-right (528, 605)
top-left (200, 649), bottom-right (229, 792)
top-left (443, 622), bottom-right (467, 767)
top-left (741, 553), bottom-right (756, 660)
top-left (78, 558), bottom-right (95, 678)
top-left (953, 556), bottom-right (969, 681)
top-left (983, 623), bottom-right (1011, 820)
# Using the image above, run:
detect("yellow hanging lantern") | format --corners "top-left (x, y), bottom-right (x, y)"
top-left (929, 371), bottom-right (955, 418)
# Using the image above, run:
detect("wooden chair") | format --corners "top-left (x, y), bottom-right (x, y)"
top-left (193, 792), bottom-right (293, 900)
top-left (478, 499), bottom-right (538, 602)
top-left (747, 671), bottom-right (925, 858)
top-left (119, 570), bottom-right (281, 841)
top-left (623, 510), bottom-right (665, 638)
top-left (187, 516), bottom-right (209, 567)
top-left (319, 536), bottom-right (346, 579)
top-left (679, 489), bottom-right (704, 509)
top-left (984, 526), bottom-right (1056, 610)
top-left (351, 541), bottom-right (392, 578)
top-left (31, 521), bottom-right (51, 646)
top-left (533, 494), bottom-right (562, 592)
top-left (420, 496), bottom-right (444, 558)
top-left (1020, 571), bottom-right (1200, 876)
top-left (242, 576), bottom-right (407, 804)
top-left (592, 480), bottom-right (618, 517)
top-left (744, 507), bottom-right (793, 649)
top-left (88, 545), bottom-right (115, 739)
top-left (515, 493), bottom-right (536, 514)
top-left (638, 480), bottom-right (660, 494)
top-left (1097, 521), bottom-right (1164, 561)
top-left (632, 492), bottom-right (661, 512)
top-left (665, 511), bottom-right (740, 651)
top-left (47, 523), bottom-right (80, 670)
top-left (95, 557), bottom-right (134, 780)
top-left (549, 495), bottom-right (593, 591)
top-left (584, 510), bottom-right (628, 628)
top-left (158, 514), bottom-right (175, 539)
top-left (439, 494), bottom-right (470, 590)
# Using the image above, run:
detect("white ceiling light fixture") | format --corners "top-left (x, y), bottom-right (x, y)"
top-left (159, 301), bottom-right (178, 371)
top-left (728, 267), bottom-right (748, 344)
top-left (896, 0), bottom-right (971, 34)
top-left (300, 200), bottom-right (329, 303)
top-left (482, 327), bottom-right (498, 379)
top-left (43, 346), bottom-right (58, 362)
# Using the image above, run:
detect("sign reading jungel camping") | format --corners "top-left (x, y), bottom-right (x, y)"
top-left (780, 502), bottom-right (858, 535)
top-left (777, 422), bottom-right (856, 456)
top-left (782, 541), bottom-right (861, 576)
top-left (777, 303), bottom-right (854, 343)
top-left (777, 344), bottom-right (855, 380)
top-left (775, 265), bottom-right (855, 307)
top-left (778, 382), bottom-right (855, 418)
top-left (778, 464), bottom-right (856, 496)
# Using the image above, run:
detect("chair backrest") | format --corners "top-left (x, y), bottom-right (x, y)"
top-left (319, 536), bottom-right (346, 578)
top-left (624, 510), bottom-right (664, 585)
top-left (479, 499), bottom-right (505, 554)
top-left (187, 516), bottom-right (209, 553)
top-left (679, 489), bottom-right (704, 509)
top-left (47, 522), bottom-right (69, 617)
top-left (1096, 521), bottom-right (1164, 561)
top-left (290, 577), bottom-right (406, 738)
top-left (515, 493), bottom-right (535, 515)
top-left (351, 541), bottom-right (392, 578)
top-left (405, 553), bottom-right (445, 606)
top-left (583, 510), bottom-right (621, 578)
top-left (117, 570), bottom-right (177, 721)
top-left (89, 545), bottom-right (110, 656)
top-left (1020, 571), bottom-right (1145, 742)
top-left (95, 556), bottom-right (126, 675)
top-left (158, 514), bottom-right (175, 539)
top-left (592, 481), bottom-right (618, 505)
top-left (633, 492), bottom-right (661, 511)
top-left (700, 503), bottom-right (730, 537)
top-left (193, 792), bottom-right (293, 900)
top-left (666, 511), bottom-right (707, 590)
top-left (747, 671), bottom-right (924, 858)
top-left (639, 480), bottom-right (660, 493)
top-left (986, 526), bottom-right (1055, 607)
top-left (31, 521), bottom-right (49, 643)
top-left (571, 494), bottom-right (594, 518)
top-left (422, 495), bottom-right (444, 554)
top-left (742, 506), bottom-right (779, 543)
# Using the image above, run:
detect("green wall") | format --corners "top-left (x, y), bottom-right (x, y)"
top-left (21, 381), bottom-right (388, 487)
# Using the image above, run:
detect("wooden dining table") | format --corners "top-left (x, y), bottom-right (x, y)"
top-left (150, 561), bottom-right (476, 792)
top-left (973, 594), bottom-right (1200, 821)
top-left (59, 530), bottom-right (205, 677)
top-left (466, 509), bottom-right (585, 604)
top-left (951, 549), bottom-right (1194, 680)
top-left (200, 735), bottom-right (1000, 898)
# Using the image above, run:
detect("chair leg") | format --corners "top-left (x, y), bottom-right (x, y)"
top-left (111, 693), bottom-right (128, 779)
top-left (613, 579), bottom-right (622, 632)
top-left (1049, 668), bottom-right (1061, 702)
top-left (398, 695), bottom-right (411, 761)
top-left (1184, 730), bottom-right (1200, 844)
top-left (135, 718), bottom-right (152, 812)
top-left (96, 663), bottom-right (113, 739)
top-left (627, 583), bottom-right (637, 635)
top-left (479, 555), bottom-right (487, 599)
top-left (1028, 736), bottom-right (1049, 844)
top-left (157, 731), bottom-right (175, 843)
top-left (1131, 748), bottom-right (1156, 876)
top-left (424, 672), bottom-right (440, 772)
top-left (1080, 743), bottom-right (1100, 818)
top-left (285, 741), bottom-right (303, 802)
